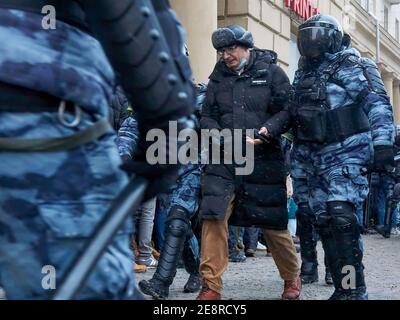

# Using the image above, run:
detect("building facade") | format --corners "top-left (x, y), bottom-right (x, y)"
top-left (170, 0), bottom-right (400, 124)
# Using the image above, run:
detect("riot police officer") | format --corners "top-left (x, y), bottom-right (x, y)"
top-left (138, 83), bottom-right (207, 300)
top-left (0, 0), bottom-right (195, 299)
top-left (263, 15), bottom-right (395, 300)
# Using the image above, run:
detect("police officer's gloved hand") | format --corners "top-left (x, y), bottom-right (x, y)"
top-left (121, 160), bottom-right (179, 200)
top-left (121, 116), bottom-right (195, 200)
top-left (374, 145), bottom-right (395, 173)
top-left (120, 154), bottom-right (131, 163)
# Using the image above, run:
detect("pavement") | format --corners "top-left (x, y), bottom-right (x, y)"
top-left (1, 232), bottom-right (399, 300)
top-left (136, 232), bottom-right (400, 300)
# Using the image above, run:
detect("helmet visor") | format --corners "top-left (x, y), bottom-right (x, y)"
top-left (297, 27), bottom-right (332, 57)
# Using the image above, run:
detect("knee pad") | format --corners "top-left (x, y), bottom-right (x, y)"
top-left (315, 211), bottom-right (331, 229)
top-left (297, 203), bottom-right (315, 230)
top-left (327, 201), bottom-right (358, 232)
top-left (166, 206), bottom-right (190, 237)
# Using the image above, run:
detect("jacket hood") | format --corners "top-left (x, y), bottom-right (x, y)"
top-left (252, 48), bottom-right (278, 64)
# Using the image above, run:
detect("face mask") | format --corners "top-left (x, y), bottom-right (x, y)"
top-left (236, 57), bottom-right (247, 71)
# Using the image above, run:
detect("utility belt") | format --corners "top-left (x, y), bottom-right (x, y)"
top-left (295, 103), bottom-right (370, 144)
top-left (0, 81), bottom-right (112, 152)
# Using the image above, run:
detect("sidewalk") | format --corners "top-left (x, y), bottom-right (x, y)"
top-left (0, 233), bottom-right (398, 300)
top-left (136, 233), bottom-right (400, 300)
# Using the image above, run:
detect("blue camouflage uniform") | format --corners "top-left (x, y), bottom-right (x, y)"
top-left (260, 14), bottom-right (395, 299)
top-left (108, 86), bottom-right (140, 160)
top-left (117, 115), bottom-right (140, 160)
top-left (0, 9), bottom-right (139, 299)
top-left (290, 47), bottom-right (394, 298)
top-left (157, 163), bottom-right (202, 266)
top-left (168, 164), bottom-right (202, 215)
top-left (154, 84), bottom-right (207, 271)
top-left (138, 84), bottom-right (206, 299)
top-left (291, 47), bottom-right (394, 218)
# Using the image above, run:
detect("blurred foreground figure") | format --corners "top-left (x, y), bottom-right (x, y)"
top-left (0, 0), bottom-right (195, 299)
top-left (139, 84), bottom-right (206, 299)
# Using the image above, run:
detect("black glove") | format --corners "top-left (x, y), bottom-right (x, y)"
top-left (120, 154), bottom-right (131, 163)
top-left (374, 145), bottom-right (395, 173)
top-left (121, 160), bottom-right (179, 200)
top-left (120, 116), bottom-right (195, 200)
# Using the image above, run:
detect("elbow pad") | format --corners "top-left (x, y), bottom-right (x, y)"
top-left (82, 0), bottom-right (195, 128)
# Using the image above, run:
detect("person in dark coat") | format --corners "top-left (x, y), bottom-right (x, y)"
top-left (197, 25), bottom-right (300, 300)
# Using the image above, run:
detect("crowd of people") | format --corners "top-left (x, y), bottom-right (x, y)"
top-left (120, 15), bottom-right (399, 301)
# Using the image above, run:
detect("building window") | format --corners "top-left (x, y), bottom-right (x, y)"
top-left (357, 0), bottom-right (376, 14)
top-left (384, 6), bottom-right (389, 30)
top-left (362, 0), bottom-right (369, 11)
top-left (396, 19), bottom-right (400, 42)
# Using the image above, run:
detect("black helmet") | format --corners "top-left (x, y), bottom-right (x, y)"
top-left (211, 24), bottom-right (254, 50)
top-left (297, 15), bottom-right (343, 57)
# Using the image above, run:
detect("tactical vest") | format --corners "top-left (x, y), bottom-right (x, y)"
top-left (293, 53), bottom-right (385, 144)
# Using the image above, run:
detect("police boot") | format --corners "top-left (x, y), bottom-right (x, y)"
top-left (374, 225), bottom-right (391, 238)
top-left (375, 195), bottom-right (396, 238)
top-left (139, 206), bottom-right (190, 300)
top-left (316, 211), bottom-right (347, 300)
top-left (320, 229), bottom-right (347, 300)
top-left (182, 231), bottom-right (201, 293)
top-left (324, 256), bottom-right (333, 285)
top-left (297, 204), bottom-right (318, 284)
top-left (139, 278), bottom-right (169, 300)
top-left (184, 274), bottom-right (201, 293)
top-left (328, 201), bottom-right (368, 300)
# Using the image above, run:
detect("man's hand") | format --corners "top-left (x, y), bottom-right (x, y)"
top-left (246, 136), bottom-right (263, 145)
top-left (246, 127), bottom-right (269, 145)
top-left (259, 127), bottom-right (269, 136)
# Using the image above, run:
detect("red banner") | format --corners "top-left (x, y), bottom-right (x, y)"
top-left (284, 0), bottom-right (320, 20)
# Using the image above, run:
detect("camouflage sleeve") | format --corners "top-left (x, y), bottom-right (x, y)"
top-left (337, 59), bottom-right (394, 147)
top-left (117, 116), bottom-right (140, 158)
top-left (169, 164), bottom-right (202, 215)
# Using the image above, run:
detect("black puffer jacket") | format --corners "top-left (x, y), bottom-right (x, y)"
top-left (200, 49), bottom-right (291, 230)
